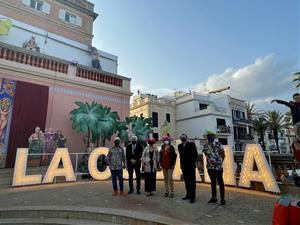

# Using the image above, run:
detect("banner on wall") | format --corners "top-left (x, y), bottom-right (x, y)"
top-left (0, 78), bottom-right (16, 168)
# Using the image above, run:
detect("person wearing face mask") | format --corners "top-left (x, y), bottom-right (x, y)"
top-left (203, 130), bottom-right (226, 205)
top-left (178, 133), bottom-right (198, 203)
top-left (126, 135), bottom-right (144, 194)
top-left (160, 136), bottom-right (177, 197)
top-left (142, 138), bottom-right (160, 196)
top-left (107, 137), bottom-right (126, 196)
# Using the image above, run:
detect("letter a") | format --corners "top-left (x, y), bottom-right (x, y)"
top-left (43, 148), bottom-right (76, 183)
top-left (238, 144), bottom-right (280, 193)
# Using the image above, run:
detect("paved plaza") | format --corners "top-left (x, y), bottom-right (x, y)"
top-left (0, 180), bottom-right (276, 225)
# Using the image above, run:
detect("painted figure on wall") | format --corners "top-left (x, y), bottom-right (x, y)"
top-left (55, 130), bottom-right (67, 148)
top-left (0, 78), bottom-right (16, 168)
top-left (42, 128), bottom-right (57, 164)
top-left (28, 126), bottom-right (45, 166)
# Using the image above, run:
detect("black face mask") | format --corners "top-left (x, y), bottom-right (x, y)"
top-left (115, 142), bottom-right (120, 146)
top-left (132, 141), bottom-right (137, 145)
top-left (208, 136), bottom-right (215, 143)
top-left (180, 138), bottom-right (187, 143)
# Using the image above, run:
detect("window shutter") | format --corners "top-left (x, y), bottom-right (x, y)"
top-left (58, 9), bottom-right (65, 20)
top-left (21, 0), bottom-right (30, 6)
top-left (42, 2), bottom-right (51, 14)
top-left (76, 16), bottom-right (82, 26)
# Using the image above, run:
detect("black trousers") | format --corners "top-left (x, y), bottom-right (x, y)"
top-left (208, 169), bottom-right (225, 200)
top-left (144, 172), bottom-right (156, 192)
top-left (182, 168), bottom-right (196, 200)
top-left (128, 163), bottom-right (141, 191)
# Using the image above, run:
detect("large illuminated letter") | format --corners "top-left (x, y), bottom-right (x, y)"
top-left (43, 148), bottom-right (76, 184)
top-left (202, 145), bottom-right (236, 185)
top-left (222, 145), bottom-right (236, 186)
top-left (12, 148), bottom-right (42, 187)
top-left (88, 147), bottom-right (111, 180)
top-left (238, 144), bottom-right (280, 193)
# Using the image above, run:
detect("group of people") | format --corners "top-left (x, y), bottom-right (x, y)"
top-left (106, 131), bottom-right (226, 205)
top-left (28, 126), bottom-right (66, 165)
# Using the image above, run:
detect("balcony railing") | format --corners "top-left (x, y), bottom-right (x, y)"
top-left (234, 133), bottom-right (254, 140)
top-left (0, 45), bottom-right (68, 73)
top-left (76, 66), bottom-right (122, 87)
top-left (217, 125), bottom-right (231, 134)
top-left (0, 43), bottom-right (124, 88)
top-left (233, 117), bottom-right (250, 123)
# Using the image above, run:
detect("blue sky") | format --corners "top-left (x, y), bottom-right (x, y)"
top-left (90, 0), bottom-right (299, 111)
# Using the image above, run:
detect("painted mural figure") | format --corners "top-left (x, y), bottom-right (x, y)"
top-left (42, 128), bottom-right (57, 164)
top-left (55, 130), bottom-right (67, 148)
top-left (142, 138), bottom-right (160, 197)
top-left (0, 102), bottom-right (10, 140)
top-left (160, 135), bottom-right (177, 198)
top-left (28, 126), bottom-right (45, 163)
top-left (203, 130), bottom-right (226, 206)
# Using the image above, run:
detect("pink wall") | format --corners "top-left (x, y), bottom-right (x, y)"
top-left (46, 83), bottom-right (130, 153)
top-left (0, 72), bottom-right (130, 154)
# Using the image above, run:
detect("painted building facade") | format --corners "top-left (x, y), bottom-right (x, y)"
top-left (0, 0), bottom-right (131, 168)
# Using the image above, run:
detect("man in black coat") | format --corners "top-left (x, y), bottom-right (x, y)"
top-left (126, 135), bottom-right (143, 194)
top-left (178, 133), bottom-right (198, 203)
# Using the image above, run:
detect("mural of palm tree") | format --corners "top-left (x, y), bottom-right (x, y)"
top-left (125, 115), bottom-right (152, 146)
top-left (94, 105), bottom-right (120, 147)
top-left (292, 71), bottom-right (300, 87)
top-left (264, 110), bottom-right (285, 153)
top-left (252, 116), bottom-right (268, 151)
top-left (70, 101), bottom-right (102, 147)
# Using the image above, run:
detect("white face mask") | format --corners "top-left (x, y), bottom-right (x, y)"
top-left (163, 140), bottom-right (170, 145)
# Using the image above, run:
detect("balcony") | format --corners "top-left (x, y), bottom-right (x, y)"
top-left (234, 133), bottom-right (254, 141)
top-left (0, 43), bottom-right (126, 88)
top-left (217, 125), bottom-right (231, 134)
top-left (233, 117), bottom-right (251, 124)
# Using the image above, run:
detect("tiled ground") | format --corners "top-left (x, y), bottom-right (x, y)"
top-left (0, 180), bottom-right (276, 225)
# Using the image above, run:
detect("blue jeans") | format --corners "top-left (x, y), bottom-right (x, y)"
top-left (111, 170), bottom-right (123, 191)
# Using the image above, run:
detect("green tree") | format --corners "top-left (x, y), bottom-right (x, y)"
top-left (246, 102), bottom-right (258, 122)
top-left (292, 71), bottom-right (300, 87)
top-left (70, 101), bottom-right (101, 147)
top-left (252, 116), bottom-right (268, 151)
top-left (264, 110), bottom-right (285, 152)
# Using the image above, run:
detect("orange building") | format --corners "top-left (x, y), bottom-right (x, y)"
top-left (0, 0), bottom-right (131, 168)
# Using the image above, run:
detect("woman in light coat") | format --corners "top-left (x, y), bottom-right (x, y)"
top-left (142, 138), bottom-right (160, 196)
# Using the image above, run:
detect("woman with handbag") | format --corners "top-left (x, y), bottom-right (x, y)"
top-left (142, 138), bottom-right (160, 196)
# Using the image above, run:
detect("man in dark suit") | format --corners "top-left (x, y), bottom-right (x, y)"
top-left (126, 135), bottom-right (143, 194)
top-left (178, 133), bottom-right (198, 203)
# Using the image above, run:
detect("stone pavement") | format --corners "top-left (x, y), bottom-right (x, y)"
top-left (0, 180), bottom-right (276, 225)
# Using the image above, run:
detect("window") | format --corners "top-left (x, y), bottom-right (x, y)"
top-left (59, 9), bottom-right (82, 26)
top-left (166, 113), bottom-right (170, 123)
top-left (153, 133), bottom-right (159, 141)
top-left (30, 0), bottom-right (43, 11)
top-left (152, 112), bottom-right (158, 127)
top-left (65, 12), bottom-right (77, 24)
top-left (199, 103), bottom-right (208, 110)
top-left (218, 138), bottom-right (228, 145)
top-left (22, 0), bottom-right (50, 14)
top-left (216, 118), bottom-right (226, 126)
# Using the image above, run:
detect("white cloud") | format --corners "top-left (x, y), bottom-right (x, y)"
top-left (193, 54), bottom-right (296, 106)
